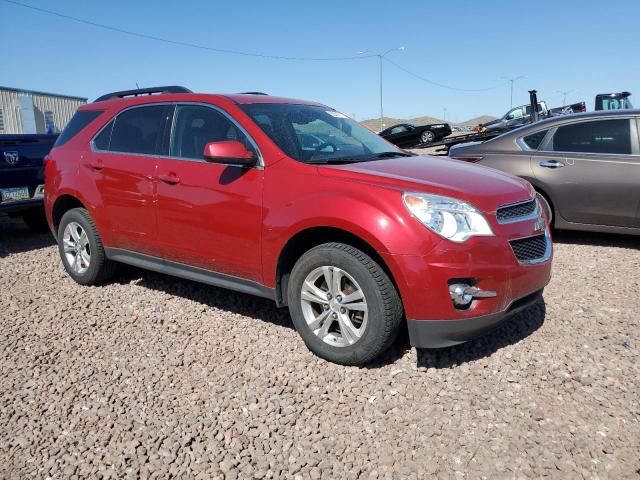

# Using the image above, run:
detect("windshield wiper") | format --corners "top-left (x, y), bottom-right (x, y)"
top-left (372, 151), bottom-right (415, 159)
top-left (304, 157), bottom-right (368, 164)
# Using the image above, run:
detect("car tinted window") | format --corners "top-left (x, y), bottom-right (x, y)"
top-left (109, 105), bottom-right (167, 155)
top-left (93, 120), bottom-right (113, 150)
top-left (170, 105), bottom-right (254, 160)
top-left (53, 110), bottom-right (103, 147)
top-left (553, 119), bottom-right (631, 154)
top-left (522, 130), bottom-right (548, 150)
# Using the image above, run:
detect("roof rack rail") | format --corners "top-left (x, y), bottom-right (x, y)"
top-left (94, 86), bottom-right (192, 102)
top-left (239, 91), bottom-right (268, 95)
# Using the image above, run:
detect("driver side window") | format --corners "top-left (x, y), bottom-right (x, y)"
top-left (506, 108), bottom-right (524, 120)
top-left (170, 105), bottom-right (254, 161)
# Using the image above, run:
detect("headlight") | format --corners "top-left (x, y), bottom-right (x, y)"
top-left (403, 192), bottom-right (493, 242)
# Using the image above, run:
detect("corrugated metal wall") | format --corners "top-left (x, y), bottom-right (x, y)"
top-left (0, 88), bottom-right (87, 134)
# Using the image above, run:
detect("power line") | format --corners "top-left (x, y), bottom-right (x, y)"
top-left (384, 57), bottom-right (509, 92)
top-left (1, 0), bottom-right (376, 62)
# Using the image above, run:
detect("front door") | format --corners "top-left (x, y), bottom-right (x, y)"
top-left (155, 104), bottom-right (264, 281)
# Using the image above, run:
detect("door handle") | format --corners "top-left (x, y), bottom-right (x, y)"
top-left (158, 173), bottom-right (181, 185)
top-left (539, 160), bottom-right (565, 169)
top-left (84, 159), bottom-right (104, 171)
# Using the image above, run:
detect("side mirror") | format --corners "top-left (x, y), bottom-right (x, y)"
top-left (203, 141), bottom-right (257, 167)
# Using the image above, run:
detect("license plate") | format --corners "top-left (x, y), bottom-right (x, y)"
top-left (0, 186), bottom-right (30, 203)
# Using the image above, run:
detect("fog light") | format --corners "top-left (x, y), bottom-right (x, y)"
top-left (449, 283), bottom-right (497, 308)
top-left (449, 283), bottom-right (474, 307)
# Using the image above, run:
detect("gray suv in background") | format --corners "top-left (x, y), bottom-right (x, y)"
top-left (449, 110), bottom-right (640, 235)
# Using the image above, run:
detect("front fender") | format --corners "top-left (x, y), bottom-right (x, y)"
top-left (260, 161), bottom-right (440, 287)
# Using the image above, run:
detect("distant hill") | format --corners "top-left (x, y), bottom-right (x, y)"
top-left (361, 114), bottom-right (497, 131)
top-left (457, 115), bottom-right (497, 127)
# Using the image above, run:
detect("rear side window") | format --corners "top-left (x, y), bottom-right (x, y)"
top-left (53, 110), bottom-right (103, 147)
top-left (93, 120), bottom-right (113, 150)
top-left (109, 105), bottom-right (167, 155)
top-left (552, 119), bottom-right (631, 155)
top-left (522, 130), bottom-right (548, 150)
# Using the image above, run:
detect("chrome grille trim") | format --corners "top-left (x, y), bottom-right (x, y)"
top-left (496, 198), bottom-right (538, 224)
top-left (508, 230), bottom-right (552, 265)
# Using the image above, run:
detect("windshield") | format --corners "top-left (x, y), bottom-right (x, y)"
top-left (240, 103), bottom-right (403, 163)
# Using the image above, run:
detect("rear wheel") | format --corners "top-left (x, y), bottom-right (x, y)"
top-left (536, 192), bottom-right (554, 227)
top-left (22, 208), bottom-right (49, 232)
top-left (420, 130), bottom-right (435, 144)
top-left (57, 208), bottom-right (117, 285)
top-left (287, 243), bottom-right (403, 365)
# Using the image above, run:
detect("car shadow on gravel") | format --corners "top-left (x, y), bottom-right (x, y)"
top-left (116, 266), bottom-right (295, 329)
top-left (414, 300), bottom-right (546, 369)
top-left (115, 266), bottom-right (546, 369)
top-left (0, 217), bottom-right (55, 258)
top-left (552, 230), bottom-right (639, 249)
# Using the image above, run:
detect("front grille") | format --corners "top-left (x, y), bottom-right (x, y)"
top-left (496, 199), bottom-right (536, 223)
top-left (509, 234), bottom-right (547, 263)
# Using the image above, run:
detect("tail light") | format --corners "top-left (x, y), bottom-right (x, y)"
top-left (450, 156), bottom-right (483, 163)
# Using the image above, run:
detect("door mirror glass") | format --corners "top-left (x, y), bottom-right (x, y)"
top-left (203, 141), bottom-right (257, 166)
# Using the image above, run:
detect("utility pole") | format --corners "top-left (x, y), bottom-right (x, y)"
top-left (360, 47), bottom-right (405, 131)
top-left (557, 90), bottom-right (574, 105)
top-left (502, 75), bottom-right (526, 109)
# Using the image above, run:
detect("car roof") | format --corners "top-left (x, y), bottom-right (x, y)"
top-left (81, 91), bottom-right (327, 110)
top-left (488, 109), bottom-right (640, 140)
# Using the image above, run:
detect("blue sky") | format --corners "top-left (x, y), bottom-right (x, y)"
top-left (1, 0), bottom-right (638, 122)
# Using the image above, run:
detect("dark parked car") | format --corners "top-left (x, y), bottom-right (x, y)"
top-left (449, 110), bottom-right (640, 235)
top-left (0, 134), bottom-right (57, 230)
top-left (379, 123), bottom-right (451, 146)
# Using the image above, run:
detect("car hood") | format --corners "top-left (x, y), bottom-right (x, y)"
top-left (317, 155), bottom-right (533, 214)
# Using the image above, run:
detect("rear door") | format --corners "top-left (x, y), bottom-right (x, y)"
top-left (155, 103), bottom-right (264, 281)
top-left (89, 104), bottom-right (168, 254)
top-left (531, 117), bottom-right (640, 227)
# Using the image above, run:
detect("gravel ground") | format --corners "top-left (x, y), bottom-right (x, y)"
top-left (1, 216), bottom-right (638, 479)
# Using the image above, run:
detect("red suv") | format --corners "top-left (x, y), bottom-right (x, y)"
top-left (45, 86), bottom-right (552, 365)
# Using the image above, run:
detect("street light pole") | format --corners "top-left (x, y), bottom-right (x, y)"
top-left (360, 47), bottom-right (404, 131)
top-left (557, 90), bottom-right (574, 105)
top-left (502, 75), bottom-right (526, 109)
top-left (379, 55), bottom-right (384, 132)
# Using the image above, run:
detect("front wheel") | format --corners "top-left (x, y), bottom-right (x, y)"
top-left (287, 243), bottom-right (403, 365)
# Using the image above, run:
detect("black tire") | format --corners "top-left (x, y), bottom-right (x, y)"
top-left (287, 243), bottom-right (403, 366)
top-left (420, 130), bottom-right (435, 144)
top-left (535, 192), bottom-right (554, 228)
top-left (57, 208), bottom-right (117, 285)
top-left (22, 208), bottom-right (49, 232)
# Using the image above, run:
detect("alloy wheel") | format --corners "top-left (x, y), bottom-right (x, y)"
top-left (62, 221), bottom-right (91, 274)
top-left (300, 266), bottom-right (368, 347)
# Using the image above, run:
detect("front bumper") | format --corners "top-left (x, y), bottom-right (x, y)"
top-left (407, 288), bottom-right (543, 348)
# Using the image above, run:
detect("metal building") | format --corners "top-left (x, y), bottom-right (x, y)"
top-left (0, 86), bottom-right (87, 135)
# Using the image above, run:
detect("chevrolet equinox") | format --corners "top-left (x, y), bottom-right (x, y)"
top-left (45, 86), bottom-right (552, 365)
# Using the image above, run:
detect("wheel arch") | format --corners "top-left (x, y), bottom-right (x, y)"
top-left (274, 226), bottom-right (401, 308)
top-left (528, 182), bottom-right (556, 226)
top-left (51, 194), bottom-right (87, 237)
